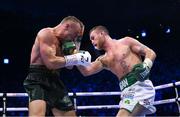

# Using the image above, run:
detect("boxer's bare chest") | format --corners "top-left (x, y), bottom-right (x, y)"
top-left (100, 45), bottom-right (131, 77)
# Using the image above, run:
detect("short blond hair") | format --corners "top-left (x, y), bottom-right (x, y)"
top-left (89, 25), bottom-right (109, 35)
top-left (61, 16), bottom-right (84, 33)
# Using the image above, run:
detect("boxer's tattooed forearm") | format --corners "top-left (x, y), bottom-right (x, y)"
top-left (101, 62), bottom-right (108, 68)
top-left (96, 55), bottom-right (108, 68)
top-left (97, 58), bottom-right (108, 68)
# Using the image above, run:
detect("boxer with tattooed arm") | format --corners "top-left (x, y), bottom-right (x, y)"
top-left (78, 25), bottom-right (156, 117)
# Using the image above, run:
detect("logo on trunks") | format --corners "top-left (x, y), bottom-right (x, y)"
top-left (123, 93), bottom-right (134, 99)
top-left (124, 99), bottom-right (130, 104)
top-left (143, 99), bottom-right (151, 105)
top-left (140, 67), bottom-right (149, 78)
top-left (120, 78), bottom-right (129, 90)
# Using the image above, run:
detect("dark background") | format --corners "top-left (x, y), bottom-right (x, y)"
top-left (0, 0), bottom-right (180, 116)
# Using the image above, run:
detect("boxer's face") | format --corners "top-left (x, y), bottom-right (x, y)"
top-left (90, 30), bottom-right (104, 50)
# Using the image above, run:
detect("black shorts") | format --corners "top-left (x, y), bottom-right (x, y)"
top-left (23, 65), bottom-right (74, 111)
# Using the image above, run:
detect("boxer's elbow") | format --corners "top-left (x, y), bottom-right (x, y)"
top-left (81, 71), bottom-right (92, 77)
top-left (81, 72), bottom-right (89, 77)
top-left (45, 62), bottom-right (58, 70)
top-left (150, 49), bottom-right (157, 61)
top-left (79, 67), bottom-right (93, 77)
top-left (153, 51), bottom-right (157, 60)
top-left (44, 63), bottom-right (56, 70)
top-left (45, 59), bottom-right (65, 70)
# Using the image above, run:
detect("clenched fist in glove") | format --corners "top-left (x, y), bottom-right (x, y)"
top-left (64, 51), bottom-right (91, 67)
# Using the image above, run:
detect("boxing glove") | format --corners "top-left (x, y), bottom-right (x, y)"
top-left (64, 51), bottom-right (91, 67)
top-left (62, 41), bottom-right (76, 55)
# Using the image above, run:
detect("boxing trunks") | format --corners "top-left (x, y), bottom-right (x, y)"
top-left (119, 63), bottom-right (156, 114)
top-left (23, 65), bottom-right (74, 111)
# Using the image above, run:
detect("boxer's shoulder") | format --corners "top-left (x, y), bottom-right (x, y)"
top-left (37, 28), bottom-right (56, 43)
top-left (38, 28), bottom-right (53, 37)
top-left (116, 37), bottom-right (135, 46)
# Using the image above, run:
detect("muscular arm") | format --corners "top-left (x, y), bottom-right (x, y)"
top-left (125, 37), bottom-right (156, 62)
top-left (38, 29), bottom-right (66, 69)
top-left (77, 55), bottom-right (104, 76)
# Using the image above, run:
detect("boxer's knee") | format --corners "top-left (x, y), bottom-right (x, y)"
top-left (29, 100), bottom-right (46, 116)
top-left (116, 108), bottom-right (130, 117)
top-left (130, 103), bottom-right (146, 116)
top-left (52, 108), bottom-right (76, 116)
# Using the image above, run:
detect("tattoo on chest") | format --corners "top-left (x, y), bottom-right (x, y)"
top-left (120, 60), bottom-right (129, 73)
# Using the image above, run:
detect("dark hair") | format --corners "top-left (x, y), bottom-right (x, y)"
top-left (61, 16), bottom-right (84, 32)
top-left (89, 25), bottom-right (109, 35)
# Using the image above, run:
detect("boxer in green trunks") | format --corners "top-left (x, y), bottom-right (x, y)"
top-left (24, 16), bottom-right (91, 116)
top-left (78, 25), bottom-right (156, 116)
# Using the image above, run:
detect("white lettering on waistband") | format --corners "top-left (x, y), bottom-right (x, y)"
top-left (119, 78), bottom-right (129, 90)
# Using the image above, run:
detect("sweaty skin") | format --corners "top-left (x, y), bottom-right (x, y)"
top-left (30, 28), bottom-right (63, 66)
top-left (78, 36), bottom-right (156, 81)
top-left (98, 39), bottom-right (142, 79)
top-left (30, 21), bottom-right (82, 70)
top-left (27, 19), bottom-right (83, 116)
top-left (78, 28), bottom-right (156, 116)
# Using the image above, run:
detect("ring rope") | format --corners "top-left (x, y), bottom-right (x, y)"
top-left (0, 98), bottom-right (179, 111)
top-left (0, 81), bottom-right (179, 113)
top-left (0, 81), bottom-right (179, 97)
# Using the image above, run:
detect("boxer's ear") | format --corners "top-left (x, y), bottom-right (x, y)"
top-left (100, 31), bottom-right (105, 35)
top-left (100, 31), bottom-right (106, 36)
top-left (64, 23), bottom-right (70, 30)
